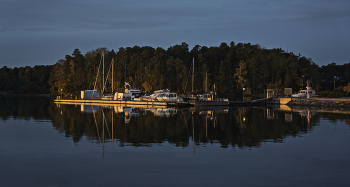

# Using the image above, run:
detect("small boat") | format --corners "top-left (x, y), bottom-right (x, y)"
top-left (189, 85), bottom-right (229, 106)
top-left (115, 82), bottom-right (146, 100)
top-left (149, 89), bottom-right (183, 102)
top-left (150, 93), bottom-right (166, 101)
top-left (292, 88), bottom-right (316, 98)
top-left (124, 82), bottom-right (145, 100)
top-left (197, 93), bottom-right (213, 101)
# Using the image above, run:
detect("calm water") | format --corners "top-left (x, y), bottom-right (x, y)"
top-left (1, 97), bottom-right (350, 187)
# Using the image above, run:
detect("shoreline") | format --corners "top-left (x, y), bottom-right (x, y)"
top-left (287, 97), bottom-right (350, 110)
top-left (0, 93), bottom-right (51, 97)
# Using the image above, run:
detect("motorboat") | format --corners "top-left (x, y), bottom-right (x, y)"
top-left (149, 89), bottom-right (183, 102)
top-left (292, 89), bottom-right (316, 98)
top-left (190, 85), bottom-right (229, 106)
top-left (197, 93), bottom-right (212, 101)
top-left (124, 82), bottom-right (145, 100)
top-left (149, 92), bottom-right (165, 101)
top-left (115, 82), bottom-right (145, 100)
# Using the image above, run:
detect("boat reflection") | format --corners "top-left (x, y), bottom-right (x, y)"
top-left (3, 97), bottom-right (349, 152)
top-left (113, 105), bottom-right (178, 122)
top-left (150, 107), bottom-right (177, 117)
top-left (50, 103), bottom-right (324, 150)
top-left (114, 106), bottom-right (139, 123)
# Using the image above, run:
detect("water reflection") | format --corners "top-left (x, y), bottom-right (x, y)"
top-left (3, 97), bottom-right (349, 150)
top-left (2, 97), bottom-right (350, 187)
top-left (0, 96), bottom-right (51, 121)
top-left (50, 102), bottom-right (320, 150)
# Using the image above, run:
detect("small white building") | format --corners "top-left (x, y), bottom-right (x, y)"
top-left (81, 90), bottom-right (100, 100)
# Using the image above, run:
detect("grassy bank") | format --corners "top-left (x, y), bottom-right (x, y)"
top-left (317, 91), bottom-right (348, 98)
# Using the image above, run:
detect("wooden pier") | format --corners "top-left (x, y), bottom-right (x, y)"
top-left (54, 99), bottom-right (191, 107)
top-left (54, 98), bottom-right (268, 108)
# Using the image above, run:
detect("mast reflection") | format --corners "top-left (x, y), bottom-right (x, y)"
top-left (51, 103), bottom-right (319, 150)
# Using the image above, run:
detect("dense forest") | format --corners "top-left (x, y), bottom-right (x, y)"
top-left (0, 65), bottom-right (52, 94)
top-left (0, 42), bottom-right (349, 97)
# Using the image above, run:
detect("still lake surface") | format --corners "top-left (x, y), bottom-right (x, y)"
top-left (0, 96), bottom-right (350, 187)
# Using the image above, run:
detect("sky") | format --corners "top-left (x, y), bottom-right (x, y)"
top-left (1, 0), bottom-right (349, 68)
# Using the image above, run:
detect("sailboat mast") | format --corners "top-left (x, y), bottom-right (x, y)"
top-left (192, 57), bottom-right (194, 93)
top-left (102, 52), bottom-right (105, 95)
top-left (112, 58), bottom-right (114, 93)
top-left (206, 72), bottom-right (207, 93)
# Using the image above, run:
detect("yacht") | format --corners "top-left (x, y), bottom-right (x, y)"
top-left (124, 82), bottom-right (145, 100)
top-left (149, 89), bottom-right (183, 102)
top-left (115, 82), bottom-right (145, 100)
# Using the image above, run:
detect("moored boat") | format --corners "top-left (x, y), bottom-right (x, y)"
top-left (114, 82), bottom-right (146, 101)
top-left (149, 89), bottom-right (183, 102)
top-left (292, 89), bottom-right (316, 98)
top-left (189, 84), bottom-right (229, 106)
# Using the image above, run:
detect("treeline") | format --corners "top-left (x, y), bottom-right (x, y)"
top-left (0, 65), bottom-right (52, 94)
top-left (48, 42), bottom-right (321, 97)
top-left (319, 63), bottom-right (350, 91)
top-left (1, 41), bottom-right (349, 97)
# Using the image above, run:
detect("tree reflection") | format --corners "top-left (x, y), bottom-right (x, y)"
top-left (0, 96), bottom-right (51, 121)
top-left (0, 97), bottom-right (326, 150)
top-left (50, 103), bottom-right (319, 150)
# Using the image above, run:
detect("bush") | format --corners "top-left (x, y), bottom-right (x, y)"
top-left (318, 91), bottom-right (348, 98)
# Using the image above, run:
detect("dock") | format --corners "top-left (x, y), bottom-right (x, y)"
top-left (55, 98), bottom-right (269, 108)
top-left (54, 99), bottom-right (191, 107)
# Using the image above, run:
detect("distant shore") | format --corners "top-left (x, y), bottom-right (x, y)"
top-left (0, 93), bottom-right (51, 97)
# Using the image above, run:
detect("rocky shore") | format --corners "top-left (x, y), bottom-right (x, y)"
top-left (287, 98), bottom-right (350, 110)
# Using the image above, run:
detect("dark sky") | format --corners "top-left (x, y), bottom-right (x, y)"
top-left (1, 0), bottom-right (349, 68)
